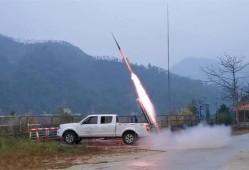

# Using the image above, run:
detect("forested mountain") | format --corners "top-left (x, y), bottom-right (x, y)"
top-left (0, 34), bottom-right (220, 115)
top-left (171, 57), bottom-right (218, 80)
top-left (171, 57), bottom-right (249, 82)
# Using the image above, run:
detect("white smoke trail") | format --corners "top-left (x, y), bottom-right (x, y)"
top-left (139, 123), bottom-right (232, 150)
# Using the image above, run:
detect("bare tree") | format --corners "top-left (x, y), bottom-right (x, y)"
top-left (246, 83), bottom-right (249, 95)
top-left (241, 82), bottom-right (249, 102)
top-left (201, 54), bottom-right (249, 124)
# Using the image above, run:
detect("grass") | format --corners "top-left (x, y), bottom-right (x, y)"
top-left (0, 137), bottom-right (144, 169)
top-left (0, 137), bottom-right (120, 169)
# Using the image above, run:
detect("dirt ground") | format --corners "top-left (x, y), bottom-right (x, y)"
top-left (62, 139), bottom-right (163, 170)
top-left (64, 129), bottom-right (249, 170)
top-left (65, 142), bottom-right (249, 170)
top-left (220, 151), bottom-right (249, 170)
top-left (3, 128), bottom-right (248, 170)
top-left (64, 148), bottom-right (162, 170)
top-left (232, 128), bottom-right (249, 136)
top-left (0, 138), bottom-right (161, 170)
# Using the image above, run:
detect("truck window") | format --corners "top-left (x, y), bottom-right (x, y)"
top-left (100, 116), bottom-right (112, 124)
top-left (83, 116), bottom-right (97, 124)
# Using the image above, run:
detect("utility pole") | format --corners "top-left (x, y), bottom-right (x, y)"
top-left (167, 3), bottom-right (171, 115)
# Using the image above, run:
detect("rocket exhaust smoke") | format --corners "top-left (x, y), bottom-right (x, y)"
top-left (112, 34), bottom-right (231, 150)
top-left (139, 123), bottom-right (232, 150)
top-left (112, 34), bottom-right (159, 129)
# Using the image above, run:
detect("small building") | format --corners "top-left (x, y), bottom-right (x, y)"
top-left (237, 101), bottom-right (249, 127)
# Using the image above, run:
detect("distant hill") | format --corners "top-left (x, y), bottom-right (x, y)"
top-left (171, 57), bottom-right (249, 82)
top-left (0, 34), bottom-right (220, 115)
top-left (171, 57), bottom-right (218, 81)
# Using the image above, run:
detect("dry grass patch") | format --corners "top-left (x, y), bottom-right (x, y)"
top-left (232, 128), bottom-right (249, 136)
top-left (0, 137), bottom-right (145, 169)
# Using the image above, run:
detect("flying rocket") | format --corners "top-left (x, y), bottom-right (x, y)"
top-left (112, 34), bottom-right (158, 129)
top-left (112, 34), bottom-right (133, 74)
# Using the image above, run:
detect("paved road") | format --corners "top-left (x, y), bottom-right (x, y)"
top-left (104, 134), bottom-right (249, 170)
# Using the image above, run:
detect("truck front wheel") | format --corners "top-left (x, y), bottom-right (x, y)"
top-left (123, 131), bottom-right (137, 145)
top-left (64, 131), bottom-right (76, 144)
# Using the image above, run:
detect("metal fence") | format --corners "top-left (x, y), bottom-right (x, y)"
top-left (0, 115), bottom-right (84, 136)
top-left (0, 114), bottom-right (241, 136)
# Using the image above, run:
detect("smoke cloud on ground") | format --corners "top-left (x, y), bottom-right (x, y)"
top-left (139, 123), bottom-right (231, 150)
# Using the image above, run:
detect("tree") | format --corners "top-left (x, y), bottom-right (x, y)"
top-left (187, 99), bottom-right (198, 115)
top-left (240, 83), bottom-right (249, 102)
top-left (180, 108), bottom-right (193, 116)
top-left (216, 104), bottom-right (232, 125)
top-left (10, 111), bottom-right (16, 116)
top-left (55, 107), bottom-right (72, 116)
top-left (202, 54), bottom-right (249, 124)
top-left (218, 104), bottom-right (230, 113)
top-left (179, 100), bottom-right (198, 116)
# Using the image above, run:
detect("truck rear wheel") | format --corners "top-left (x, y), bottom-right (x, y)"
top-left (123, 131), bottom-right (136, 145)
top-left (64, 131), bottom-right (76, 144)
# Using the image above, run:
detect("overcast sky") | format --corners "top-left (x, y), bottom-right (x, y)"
top-left (0, 0), bottom-right (248, 68)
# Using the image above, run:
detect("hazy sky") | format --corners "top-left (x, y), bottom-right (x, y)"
top-left (0, 0), bottom-right (249, 68)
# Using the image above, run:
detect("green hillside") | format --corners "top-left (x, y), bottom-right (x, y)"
top-left (0, 34), bottom-right (219, 115)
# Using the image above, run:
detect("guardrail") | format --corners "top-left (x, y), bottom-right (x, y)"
top-left (29, 127), bottom-right (59, 142)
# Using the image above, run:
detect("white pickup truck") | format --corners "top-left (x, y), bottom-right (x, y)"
top-left (57, 114), bottom-right (151, 145)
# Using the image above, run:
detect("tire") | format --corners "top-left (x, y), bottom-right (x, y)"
top-left (123, 131), bottom-right (137, 145)
top-left (64, 131), bottom-right (76, 144)
top-left (75, 137), bottom-right (82, 144)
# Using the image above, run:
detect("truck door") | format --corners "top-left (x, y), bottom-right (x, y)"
top-left (78, 116), bottom-right (98, 136)
top-left (95, 116), bottom-right (116, 137)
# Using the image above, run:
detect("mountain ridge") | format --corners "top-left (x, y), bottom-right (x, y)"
top-left (171, 57), bottom-right (218, 81)
top-left (0, 34), bottom-right (220, 115)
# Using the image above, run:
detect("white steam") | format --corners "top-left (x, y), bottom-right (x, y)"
top-left (139, 123), bottom-right (231, 150)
